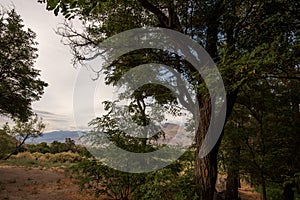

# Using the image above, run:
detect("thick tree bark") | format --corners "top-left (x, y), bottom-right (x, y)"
top-left (194, 95), bottom-right (216, 200)
top-left (192, 95), bottom-right (213, 200)
top-left (194, 92), bottom-right (236, 200)
top-left (194, 148), bottom-right (219, 200)
top-left (193, 6), bottom-right (225, 199)
top-left (225, 145), bottom-right (240, 200)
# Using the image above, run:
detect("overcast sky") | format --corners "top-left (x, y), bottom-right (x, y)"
top-left (0, 0), bottom-right (112, 132)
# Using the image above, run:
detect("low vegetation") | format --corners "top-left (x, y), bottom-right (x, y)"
top-left (0, 130), bottom-right (17, 159)
top-left (0, 137), bottom-right (92, 167)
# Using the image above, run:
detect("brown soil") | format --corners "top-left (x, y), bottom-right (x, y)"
top-left (0, 165), bottom-right (261, 200)
top-left (0, 165), bottom-right (107, 200)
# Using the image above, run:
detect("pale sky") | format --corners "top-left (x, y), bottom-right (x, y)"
top-left (0, 0), bottom-right (194, 133)
top-left (0, 0), bottom-right (112, 132)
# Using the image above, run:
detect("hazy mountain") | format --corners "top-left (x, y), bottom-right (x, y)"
top-left (26, 123), bottom-right (192, 145)
top-left (27, 130), bottom-right (82, 144)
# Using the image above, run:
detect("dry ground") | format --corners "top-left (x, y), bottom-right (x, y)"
top-left (0, 165), bottom-right (261, 200)
top-left (0, 165), bottom-right (105, 200)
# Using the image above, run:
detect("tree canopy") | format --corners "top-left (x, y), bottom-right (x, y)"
top-left (40, 0), bottom-right (299, 199)
top-left (0, 8), bottom-right (48, 121)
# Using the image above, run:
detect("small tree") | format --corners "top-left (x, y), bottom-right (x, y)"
top-left (0, 129), bottom-right (17, 159)
top-left (3, 114), bottom-right (46, 160)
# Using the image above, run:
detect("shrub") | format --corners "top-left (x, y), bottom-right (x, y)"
top-left (69, 159), bottom-right (144, 200)
top-left (48, 152), bottom-right (82, 163)
top-left (11, 152), bottom-right (35, 160)
top-left (69, 150), bottom-right (197, 200)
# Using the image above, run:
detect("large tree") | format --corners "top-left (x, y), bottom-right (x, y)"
top-left (0, 8), bottom-right (47, 121)
top-left (220, 76), bottom-right (300, 200)
top-left (40, 0), bottom-right (299, 199)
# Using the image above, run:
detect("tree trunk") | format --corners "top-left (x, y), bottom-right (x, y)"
top-left (194, 89), bottom-right (237, 200)
top-left (193, 9), bottom-right (223, 199)
top-left (225, 145), bottom-right (240, 200)
top-left (194, 94), bottom-right (224, 200)
top-left (282, 183), bottom-right (294, 200)
top-left (194, 143), bottom-right (219, 200)
top-left (225, 168), bottom-right (238, 199)
top-left (194, 95), bottom-right (216, 200)
top-left (261, 172), bottom-right (267, 200)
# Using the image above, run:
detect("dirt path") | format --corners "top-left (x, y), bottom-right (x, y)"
top-left (0, 165), bottom-right (100, 200)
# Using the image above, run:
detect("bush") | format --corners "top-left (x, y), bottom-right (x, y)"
top-left (48, 152), bottom-right (82, 163)
top-left (26, 141), bottom-right (91, 157)
top-left (69, 150), bottom-right (197, 200)
top-left (27, 142), bottom-right (50, 154)
top-left (11, 152), bottom-right (35, 160)
top-left (132, 163), bottom-right (198, 200)
top-left (69, 159), bottom-right (144, 199)
top-left (10, 151), bottom-right (83, 164)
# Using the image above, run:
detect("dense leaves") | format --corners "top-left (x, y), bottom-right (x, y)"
top-left (40, 0), bottom-right (300, 199)
top-left (70, 150), bottom-right (197, 200)
top-left (0, 8), bottom-right (47, 121)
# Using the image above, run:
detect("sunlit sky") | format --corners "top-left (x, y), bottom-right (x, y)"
top-left (0, 0), bottom-right (112, 132)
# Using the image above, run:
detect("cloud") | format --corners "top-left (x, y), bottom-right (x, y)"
top-left (0, 0), bottom-right (111, 131)
top-left (34, 109), bottom-right (76, 132)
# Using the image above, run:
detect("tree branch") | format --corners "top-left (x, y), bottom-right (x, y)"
top-left (138, 0), bottom-right (169, 28)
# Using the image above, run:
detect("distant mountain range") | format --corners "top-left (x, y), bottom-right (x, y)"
top-left (27, 130), bottom-right (82, 144)
top-left (26, 123), bottom-right (193, 146)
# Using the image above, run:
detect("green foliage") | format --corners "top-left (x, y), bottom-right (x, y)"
top-left (1, 151), bottom-right (82, 167)
top-left (41, 0), bottom-right (300, 199)
top-left (70, 159), bottom-right (144, 199)
top-left (0, 129), bottom-right (17, 159)
top-left (49, 140), bottom-right (75, 153)
top-left (220, 76), bottom-right (300, 199)
top-left (0, 8), bottom-right (47, 121)
top-left (27, 141), bottom-right (93, 158)
top-left (256, 184), bottom-right (281, 200)
top-left (132, 163), bottom-right (198, 200)
top-left (3, 115), bottom-right (45, 143)
top-left (2, 115), bottom-right (46, 159)
top-left (27, 142), bottom-right (50, 153)
top-left (69, 149), bottom-right (197, 200)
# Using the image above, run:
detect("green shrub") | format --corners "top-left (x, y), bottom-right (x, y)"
top-left (69, 159), bottom-right (144, 200)
top-left (132, 163), bottom-right (198, 200)
top-left (69, 150), bottom-right (197, 200)
top-left (27, 142), bottom-right (50, 154)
